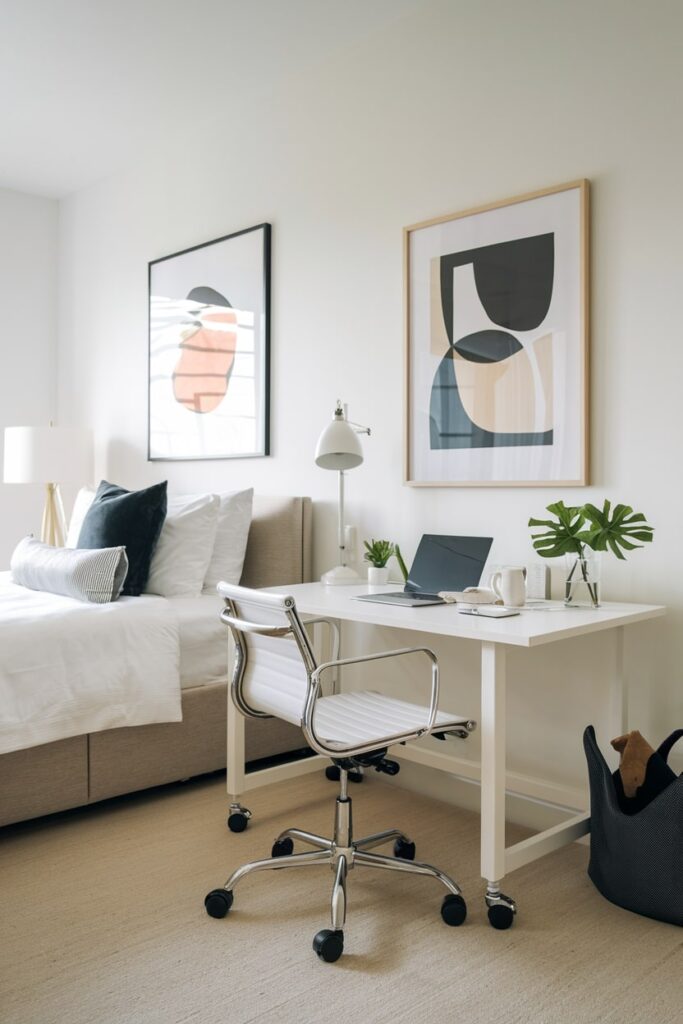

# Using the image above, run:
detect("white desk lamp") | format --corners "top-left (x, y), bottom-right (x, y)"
top-left (3, 425), bottom-right (93, 547)
top-left (315, 400), bottom-right (370, 585)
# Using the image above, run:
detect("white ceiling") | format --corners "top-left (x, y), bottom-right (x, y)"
top-left (0, 0), bottom-right (418, 198)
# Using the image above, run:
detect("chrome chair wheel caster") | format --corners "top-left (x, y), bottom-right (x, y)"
top-left (227, 806), bottom-right (251, 832)
top-left (485, 891), bottom-right (516, 930)
top-left (312, 928), bottom-right (344, 963)
top-left (441, 893), bottom-right (467, 926)
top-left (205, 888), bottom-right (233, 918)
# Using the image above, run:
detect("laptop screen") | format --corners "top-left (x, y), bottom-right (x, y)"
top-left (405, 535), bottom-right (493, 595)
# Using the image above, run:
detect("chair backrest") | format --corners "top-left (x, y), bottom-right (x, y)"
top-left (218, 582), bottom-right (315, 727)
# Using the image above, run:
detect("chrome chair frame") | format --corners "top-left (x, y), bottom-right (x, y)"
top-left (208, 585), bottom-right (476, 961)
top-left (220, 591), bottom-right (474, 757)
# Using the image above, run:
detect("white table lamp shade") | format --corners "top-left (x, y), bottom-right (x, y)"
top-left (3, 426), bottom-right (93, 547)
top-left (315, 418), bottom-right (363, 471)
top-left (3, 426), bottom-right (93, 485)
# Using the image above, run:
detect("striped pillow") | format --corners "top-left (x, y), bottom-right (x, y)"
top-left (10, 536), bottom-right (129, 604)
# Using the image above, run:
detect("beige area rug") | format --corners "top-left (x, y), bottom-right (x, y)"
top-left (1, 770), bottom-right (681, 1024)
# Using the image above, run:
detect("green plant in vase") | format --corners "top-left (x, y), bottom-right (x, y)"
top-left (528, 500), bottom-right (654, 607)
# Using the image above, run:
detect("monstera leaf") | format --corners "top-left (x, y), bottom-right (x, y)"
top-left (528, 501), bottom-right (588, 558)
top-left (529, 499), bottom-right (654, 560)
top-left (580, 500), bottom-right (654, 560)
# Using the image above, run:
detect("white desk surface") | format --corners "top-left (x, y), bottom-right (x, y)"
top-left (271, 582), bottom-right (665, 648)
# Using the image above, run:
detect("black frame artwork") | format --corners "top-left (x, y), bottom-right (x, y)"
top-left (404, 182), bottom-right (589, 487)
top-left (148, 223), bottom-right (271, 461)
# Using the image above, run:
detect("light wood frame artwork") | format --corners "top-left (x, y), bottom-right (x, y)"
top-left (404, 180), bottom-right (589, 487)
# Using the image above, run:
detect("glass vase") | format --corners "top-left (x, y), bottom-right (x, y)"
top-left (564, 551), bottom-right (600, 608)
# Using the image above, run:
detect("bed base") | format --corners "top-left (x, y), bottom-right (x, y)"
top-left (0, 494), bottom-right (312, 828)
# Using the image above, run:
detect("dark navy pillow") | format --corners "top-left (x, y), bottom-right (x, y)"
top-left (77, 480), bottom-right (168, 596)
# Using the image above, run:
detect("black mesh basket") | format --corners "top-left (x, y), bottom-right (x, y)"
top-left (583, 725), bottom-right (683, 926)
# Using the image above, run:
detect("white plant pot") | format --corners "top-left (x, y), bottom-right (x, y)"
top-left (367, 566), bottom-right (389, 585)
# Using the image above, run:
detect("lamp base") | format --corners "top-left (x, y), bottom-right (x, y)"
top-left (321, 565), bottom-right (361, 586)
top-left (41, 483), bottom-right (66, 547)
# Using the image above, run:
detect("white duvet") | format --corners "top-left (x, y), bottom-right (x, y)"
top-left (0, 572), bottom-right (182, 755)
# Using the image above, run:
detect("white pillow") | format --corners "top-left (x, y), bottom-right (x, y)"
top-left (145, 493), bottom-right (219, 598)
top-left (203, 488), bottom-right (254, 591)
top-left (66, 487), bottom-right (96, 547)
top-left (11, 536), bottom-right (128, 604)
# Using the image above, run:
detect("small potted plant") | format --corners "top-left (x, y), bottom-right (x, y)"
top-left (529, 499), bottom-right (654, 607)
top-left (363, 539), bottom-right (394, 584)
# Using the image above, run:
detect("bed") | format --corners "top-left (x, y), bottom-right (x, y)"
top-left (0, 494), bottom-right (312, 827)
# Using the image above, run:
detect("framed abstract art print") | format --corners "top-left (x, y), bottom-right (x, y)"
top-left (404, 181), bottom-right (589, 486)
top-left (148, 223), bottom-right (270, 461)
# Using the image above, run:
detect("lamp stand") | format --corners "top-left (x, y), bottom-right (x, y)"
top-left (41, 482), bottom-right (66, 547)
top-left (321, 469), bottom-right (360, 585)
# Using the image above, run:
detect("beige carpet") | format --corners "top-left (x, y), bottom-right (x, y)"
top-left (1, 770), bottom-right (680, 1024)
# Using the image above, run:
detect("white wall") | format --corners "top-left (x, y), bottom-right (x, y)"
top-left (0, 188), bottom-right (59, 564)
top-left (57, 0), bottom-right (683, 801)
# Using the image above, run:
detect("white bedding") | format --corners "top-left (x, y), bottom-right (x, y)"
top-left (169, 593), bottom-right (228, 689)
top-left (0, 572), bottom-right (182, 755)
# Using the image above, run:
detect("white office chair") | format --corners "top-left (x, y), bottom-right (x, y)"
top-left (204, 583), bottom-right (477, 963)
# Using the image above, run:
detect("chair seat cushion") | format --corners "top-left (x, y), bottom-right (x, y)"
top-left (312, 691), bottom-right (471, 751)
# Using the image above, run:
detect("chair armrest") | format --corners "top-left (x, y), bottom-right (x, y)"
top-left (311, 646), bottom-right (440, 733)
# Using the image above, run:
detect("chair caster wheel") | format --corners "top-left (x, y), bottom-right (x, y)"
top-left (486, 893), bottom-right (516, 930)
top-left (441, 893), bottom-right (467, 926)
top-left (393, 838), bottom-right (416, 860)
top-left (204, 889), bottom-right (233, 918)
top-left (271, 837), bottom-right (294, 857)
top-left (312, 928), bottom-right (344, 963)
top-left (227, 808), bottom-right (251, 832)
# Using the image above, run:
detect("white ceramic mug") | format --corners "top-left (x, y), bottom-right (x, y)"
top-left (489, 566), bottom-right (527, 607)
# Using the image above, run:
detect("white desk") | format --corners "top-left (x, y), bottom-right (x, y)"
top-left (226, 582), bottom-right (665, 921)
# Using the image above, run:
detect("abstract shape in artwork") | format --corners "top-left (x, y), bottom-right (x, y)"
top-left (453, 330), bottom-right (523, 364)
top-left (453, 333), bottom-right (553, 434)
top-left (430, 234), bottom-right (555, 450)
top-left (440, 233), bottom-right (554, 337)
top-left (430, 345), bottom-right (554, 450)
top-left (172, 287), bottom-right (237, 414)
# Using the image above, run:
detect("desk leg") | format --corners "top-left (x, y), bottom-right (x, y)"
top-left (608, 626), bottom-right (626, 738)
top-left (480, 641), bottom-right (516, 928)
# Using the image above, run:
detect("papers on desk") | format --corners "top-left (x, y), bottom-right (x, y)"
top-left (457, 606), bottom-right (519, 618)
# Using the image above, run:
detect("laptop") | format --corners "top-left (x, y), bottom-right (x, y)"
top-left (355, 534), bottom-right (493, 607)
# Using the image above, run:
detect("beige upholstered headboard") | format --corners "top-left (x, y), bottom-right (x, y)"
top-left (240, 496), bottom-right (312, 589)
